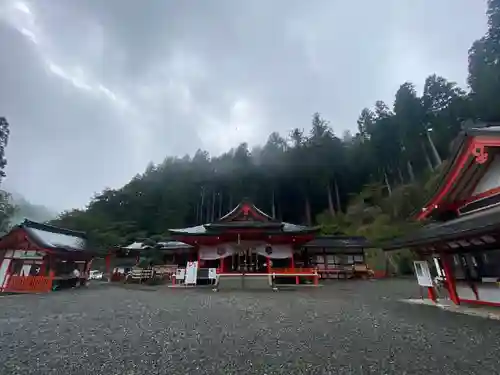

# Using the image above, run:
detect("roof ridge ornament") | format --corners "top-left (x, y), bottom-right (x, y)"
top-left (472, 142), bottom-right (489, 164)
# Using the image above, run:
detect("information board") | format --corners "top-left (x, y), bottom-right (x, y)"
top-left (175, 268), bottom-right (185, 282)
top-left (413, 261), bottom-right (433, 287)
top-left (184, 261), bottom-right (198, 285)
top-left (208, 268), bottom-right (217, 279)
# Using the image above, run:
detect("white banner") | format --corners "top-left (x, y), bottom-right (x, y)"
top-left (198, 244), bottom-right (236, 260)
top-left (255, 244), bottom-right (293, 259)
top-left (198, 243), bottom-right (293, 260)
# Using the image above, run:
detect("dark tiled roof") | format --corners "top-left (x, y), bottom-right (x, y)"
top-left (169, 222), bottom-right (319, 235)
top-left (304, 236), bottom-right (372, 248)
top-left (20, 219), bottom-right (88, 252)
top-left (382, 205), bottom-right (500, 250)
top-left (216, 198), bottom-right (276, 222)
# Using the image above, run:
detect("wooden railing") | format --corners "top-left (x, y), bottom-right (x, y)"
top-left (269, 267), bottom-right (317, 274)
top-left (5, 275), bottom-right (53, 293)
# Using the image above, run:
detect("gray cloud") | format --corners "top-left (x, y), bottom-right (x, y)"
top-left (0, 0), bottom-right (487, 211)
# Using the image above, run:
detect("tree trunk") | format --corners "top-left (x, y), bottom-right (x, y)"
top-left (327, 183), bottom-right (335, 216)
top-left (218, 192), bottom-right (223, 218)
top-left (334, 179), bottom-right (341, 214)
top-left (407, 160), bottom-right (415, 182)
top-left (205, 193), bottom-right (211, 224)
top-left (422, 142), bottom-right (434, 172)
top-left (211, 190), bottom-right (216, 222)
top-left (386, 252), bottom-right (400, 275)
top-left (195, 198), bottom-right (200, 224)
top-left (199, 187), bottom-right (205, 224)
top-left (426, 130), bottom-right (442, 166)
top-left (271, 189), bottom-right (276, 219)
top-left (383, 170), bottom-right (392, 197)
top-left (304, 194), bottom-right (312, 226)
top-left (397, 167), bottom-right (405, 185)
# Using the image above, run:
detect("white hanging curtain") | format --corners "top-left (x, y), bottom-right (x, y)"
top-left (198, 244), bottom-right (236, 260)
top-left (255, 244), bottom-right (293, 259)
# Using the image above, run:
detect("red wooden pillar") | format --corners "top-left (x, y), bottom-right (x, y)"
top-left (40, 256), bottom-right (47, 275)
top-left (441, 254), bottom-right (460, 305)
top-left (105, 252), bottom-right (112, 282)
top-left (323, 248), bottom-right (328, 280)
top-left (427, 287), bottom-right (438, 302)
top-left (291, 252), bottom-right (299, 285)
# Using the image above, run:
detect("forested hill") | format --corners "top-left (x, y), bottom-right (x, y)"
top-left (50, 0), bottom-right (500, 249)
top-left (7, 191), bottom-right (57, 225)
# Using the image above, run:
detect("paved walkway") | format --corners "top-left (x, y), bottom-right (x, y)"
top-left (403, 298), bottom-right (500, 320)
top-left (0, 279), bottom-right (499, 374)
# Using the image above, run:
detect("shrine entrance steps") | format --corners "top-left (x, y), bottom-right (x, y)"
top-left (214, 273), bottom-right (275, 292)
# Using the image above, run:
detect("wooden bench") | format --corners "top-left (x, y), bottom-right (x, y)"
top-left (353, 264), bottom-right (374, 279)
top-left (319, 268), bottom-right (354, 280)
top-left (125, 268), bottom-right (153, 283)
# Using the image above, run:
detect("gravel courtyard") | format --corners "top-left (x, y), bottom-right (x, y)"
top-left (1, 279), bottom-right (500, 375)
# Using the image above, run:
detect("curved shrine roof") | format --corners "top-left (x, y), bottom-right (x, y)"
top-left (417, 123), bottom-right (500, 220)
top-left (382, 204), bottom-right (500, 250)
top-left (304, 235), bottom-right (372, 249)
top-left (169, 199), bottom-right (319, 236)
top-left (9, 219), bottom-right (89, 252)
top-left (169, 222), bottom-right (315, 235)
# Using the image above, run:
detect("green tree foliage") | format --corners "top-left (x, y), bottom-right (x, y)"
top-left (50, 2), bottom-right (499, 256)
top-left (468, 0), bottom-right (500, 120)
top-left (0, 117), bottom-right (8, 181)
top-left (0, 117), bottom-right (16, 234)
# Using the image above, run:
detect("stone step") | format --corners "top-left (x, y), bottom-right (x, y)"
top-left (216, 275), bottom-right (272, 291)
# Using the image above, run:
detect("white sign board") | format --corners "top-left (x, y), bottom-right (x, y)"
top-left (13, 250), bottom-right (44, 260)
top-left (184, 261), bottom-right (198, 285)
top-left (414, 261), bottom-right (433, 287)
top-left (176, 268), bottom-right (185, 281)
top-left (208, 268), bottom-right (217, 279)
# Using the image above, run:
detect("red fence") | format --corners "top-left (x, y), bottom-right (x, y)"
top-left (372, 270), bottom-right (387, 278)
top-left (4, 275), bottom-right (53, 293)
top-left (269, 267), bottom-right (317, 274)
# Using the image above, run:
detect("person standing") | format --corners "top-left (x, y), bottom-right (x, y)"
top-left (72, 267), bottom-right (81, 288)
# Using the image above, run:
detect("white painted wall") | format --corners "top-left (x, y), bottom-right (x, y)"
top-left (12, 250), bottom-right (44, 260)
top-left (0, 258), bottom-right (11, 291)
top-left (477, 285), bottom-right (500, 304)
top-left (473, 154), bottom-right (500, 195)
top-left (0, 250), bottom-right (46, 291)
top-left (456, 283), bottom-right (500, 304)
top-left (456, 284), bottom-right (476, 300)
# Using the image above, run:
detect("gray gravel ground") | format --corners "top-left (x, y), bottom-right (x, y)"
top-left (1, 279), bottom-right (500, 375)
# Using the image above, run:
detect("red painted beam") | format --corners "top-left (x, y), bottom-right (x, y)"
top-left (417, 138), bottom-right (474, 220)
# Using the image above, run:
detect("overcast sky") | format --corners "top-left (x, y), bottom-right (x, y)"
top-left (0, 0), bottom-right (488, 212)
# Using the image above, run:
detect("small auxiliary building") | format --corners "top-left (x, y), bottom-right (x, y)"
top-left (383, 124), bottom-right (500, 306)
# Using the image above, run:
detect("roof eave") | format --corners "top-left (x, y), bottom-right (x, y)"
top-left (380, 221), bottom-right (500, 251)
top-left (415, 132), bottom-right (471, 220)
top-left (170, 228), bottom-right (319, 237)
top-left (21, 219), bottom-right (87, 239)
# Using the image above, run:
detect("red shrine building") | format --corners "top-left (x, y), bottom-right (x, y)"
top-left (0, 220), bottom-right (94, 293)
top-left (168, 199), bottom-right (320, 281)
top-left (384, 123), bottom-right (500, 306)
